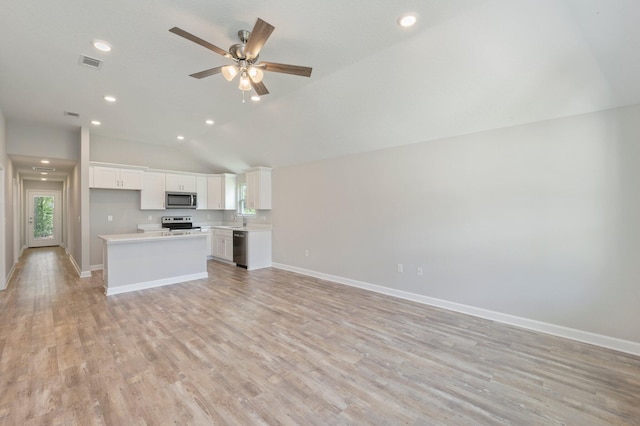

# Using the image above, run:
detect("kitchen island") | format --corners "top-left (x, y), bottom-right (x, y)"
top-left (98, 231), bottom-right (208, 296)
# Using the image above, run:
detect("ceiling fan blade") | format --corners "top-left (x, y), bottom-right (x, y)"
top-left (169, 27), bottom-right (231, 58)
top-left (260, 62), bottom-right (312, 77)
top-left (250, 79), bottom-right (270, 96)
top-left (189, 66), bottom-right (225, 79)
top-left (245, 18), bottom-right (275, 60)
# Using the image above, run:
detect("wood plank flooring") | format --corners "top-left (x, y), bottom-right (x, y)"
top-left (1, 247), bottom-right (639, 425)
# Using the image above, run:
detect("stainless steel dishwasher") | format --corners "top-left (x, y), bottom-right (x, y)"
top-left (233, 230), bottom-right (248, 268)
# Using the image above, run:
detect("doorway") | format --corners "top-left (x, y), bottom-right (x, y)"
top-left (27, 190), bottom-right (62, 248)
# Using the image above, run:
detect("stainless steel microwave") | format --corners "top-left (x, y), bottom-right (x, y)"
top-left (165, 192), bottom-right (197, 209)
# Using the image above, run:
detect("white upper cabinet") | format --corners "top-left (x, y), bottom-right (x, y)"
top-left (140, 172), bottom-right (166, 210)
top-left (245, 167), bottom-right (272, 210)
top-left (207, 174), bottom-right (237, 210)
top-left (165, 173), bottom-right (197, 192)
top-left (196, 176), bottom-right (208, 210)
top-left (90, 164), bottom-right (145, 190)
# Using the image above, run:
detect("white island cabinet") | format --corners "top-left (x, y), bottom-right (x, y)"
top-left (99, 231), bottom-right (208, 296)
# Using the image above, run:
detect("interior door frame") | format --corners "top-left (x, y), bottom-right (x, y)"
top-left (26, 189), bottom-right (62, 248)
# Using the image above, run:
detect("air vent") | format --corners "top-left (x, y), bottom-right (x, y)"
top-left (32, 167), bottom-right (56, 172)
top-left (79, 54), bottom-right (102, 69)
top-left (64, 111), bottom-right (80, 118)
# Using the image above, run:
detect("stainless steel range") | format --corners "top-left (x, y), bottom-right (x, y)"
top-left (161, 216), bottom-right (201, 231)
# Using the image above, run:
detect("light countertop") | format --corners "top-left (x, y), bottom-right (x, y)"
top-left (136, 223), bottom-right (272, 233)
top-left (99, 231), bottom-right (208, 244)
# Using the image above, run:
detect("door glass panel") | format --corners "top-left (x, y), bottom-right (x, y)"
top-left (33, 196), bottom-right (55, 240)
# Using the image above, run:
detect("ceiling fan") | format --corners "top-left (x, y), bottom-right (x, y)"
top-left (169, 18), bottom-right (312, 97)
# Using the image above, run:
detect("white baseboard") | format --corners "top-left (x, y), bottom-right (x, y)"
top-left (105, 272), bottom-right (209, 296)
top-left (67, 251), bottom-right (92, 278)
top-left (272, 263), bottom-right (640, 356)
top-left (5, 262), bottom-right (16, 287)
top-left (1, 262), bottom-right (16, 290)
top-left (91, 264), bottom-right (104, 271)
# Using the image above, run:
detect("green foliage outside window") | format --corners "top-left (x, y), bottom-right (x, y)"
top-left (34, 196), bottom-right (54, 239)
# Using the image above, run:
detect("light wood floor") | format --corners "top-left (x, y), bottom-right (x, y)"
top-left (1, 247), bottom-right (639, 425)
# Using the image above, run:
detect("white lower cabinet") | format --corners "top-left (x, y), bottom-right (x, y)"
top-left (213, 229), bottom-right (233, 261)
top-left (245, 231), bottom-right (272, 270)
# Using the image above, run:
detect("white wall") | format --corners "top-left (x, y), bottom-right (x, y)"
top-left (0, 108), bottom-right (18, 290)
top-left (272, 104), bottom-right (640, 345)
top-left (90, 135), bottom-right (221, 173)
top-left (0, 108), bottom-right (7, 288)
top-left (65, 160), bottom-right (82, 274)
top-left (7, 120), bottom-right (79, 160)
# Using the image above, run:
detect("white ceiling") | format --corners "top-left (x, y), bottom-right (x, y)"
top-left (1, 0), bottom-right (639, 175)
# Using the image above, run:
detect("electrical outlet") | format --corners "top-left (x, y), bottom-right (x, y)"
top-left (147, 215), bottom-right (152, 221)
top-left (397, 263), bottom-right (403, 273)
top-left (417, 267), bottom-right (423, 276)
top-left (107, 215), bottom-right (113, 222)
top-left (305, 249), bottom-right (309, 257)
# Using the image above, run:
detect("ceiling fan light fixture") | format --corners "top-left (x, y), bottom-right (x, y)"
top-left (221, 65), bottom-right (239, 81)
top-left (239, 72), bottom-right (252, 91)
top-left (248, 66), bottom-right (264, 83)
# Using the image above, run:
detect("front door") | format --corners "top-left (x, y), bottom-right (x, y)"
top-left (27, 190), bottom-right (61, 248)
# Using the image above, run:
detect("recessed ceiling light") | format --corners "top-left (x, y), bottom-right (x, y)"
top-left (251, 95), bottom-right (261, 102)
top-left (41, 172), bottom-right (48, 175)
top-left (104, 95), bottom-right (116, 102)
top-left (177, 135), bottom-right (185, 140)
top-left (92, 40), bottom-right (111, 52)
top-left (41, 178), bottom-right (48, 181)
top-left (398, 13), bottom-right (417, 28)
top-left (205, 119), bottom-right (214, 125)
top-left (41, 160), bottom-right (50, 164)
top-left (91, 120), bottom-right (101, 125)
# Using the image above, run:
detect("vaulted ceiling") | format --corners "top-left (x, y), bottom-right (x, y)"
top-left (1, 0), bottom-right (639, 175)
